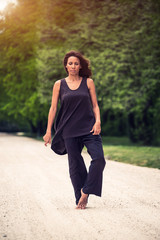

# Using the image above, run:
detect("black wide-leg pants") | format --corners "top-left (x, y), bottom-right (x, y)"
top-left (64, 133), bottom-right (106, 205)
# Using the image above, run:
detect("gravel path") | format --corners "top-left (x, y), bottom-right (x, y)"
top-left (0, 133), bottom-right (160, 240)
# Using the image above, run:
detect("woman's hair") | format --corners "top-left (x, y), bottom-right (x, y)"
top-left (63, 50), bottom-right (92, 77)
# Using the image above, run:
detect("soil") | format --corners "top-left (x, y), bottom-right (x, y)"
top-left (0, 133), bottom-right (160, 240)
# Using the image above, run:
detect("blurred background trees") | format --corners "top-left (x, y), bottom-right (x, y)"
top-left (0, 0), bottom-right (160, 145)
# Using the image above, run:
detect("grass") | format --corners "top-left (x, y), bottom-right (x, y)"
top-left (102, 137), bottom-right (160, 169)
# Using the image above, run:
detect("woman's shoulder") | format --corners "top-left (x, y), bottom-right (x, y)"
top-left (53, 79), bottom-right (64, 93)
top-left (55, 78), bottom-right (64, 85)
top-left (86, 78), bottom-right (94, 89)
top-left (54, 78), bottom-right (65, 88)
top-left (54, 79), bottom-right (60, 85)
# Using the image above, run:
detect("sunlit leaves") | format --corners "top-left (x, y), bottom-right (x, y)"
top-left (0, 0), bottom-right (159, 143)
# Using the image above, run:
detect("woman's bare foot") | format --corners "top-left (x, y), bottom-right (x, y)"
top-left (76, 189), bottom-right (88, 209)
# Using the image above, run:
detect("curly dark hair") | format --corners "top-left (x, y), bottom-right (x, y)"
top-left (63, 50), bottom-right (92, 78)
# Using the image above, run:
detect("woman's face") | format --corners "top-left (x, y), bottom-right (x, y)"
top-left (66, 56), bottom-right (81, 76)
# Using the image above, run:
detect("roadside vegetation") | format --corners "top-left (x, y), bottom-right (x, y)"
top-left (102, 137), bottom-right (160, 169)
top-left (0, 0), bottom-right (160, 169)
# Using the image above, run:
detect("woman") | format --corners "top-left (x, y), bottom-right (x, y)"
top-left (43, 50), bottom-right (106, 209)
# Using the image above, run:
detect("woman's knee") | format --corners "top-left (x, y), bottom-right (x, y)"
top-left (99, 157), bottom-right (106, 169)
top-left (92, 157), bottom-right (106, 170)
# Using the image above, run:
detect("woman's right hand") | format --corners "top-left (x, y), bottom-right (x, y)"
top-left (43, 132), bottom-right (52, 146)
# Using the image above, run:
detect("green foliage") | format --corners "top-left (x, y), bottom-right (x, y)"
top-left (0, 0), bottom-right (44, 132)
top-left (36, 48), bottom-right (66, 104)
top-left (0, 0), bottom-right (160, 145)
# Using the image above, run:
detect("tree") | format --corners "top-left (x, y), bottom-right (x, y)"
top-left (0, 0), bottom-right (159, 144)
top-left (0, 0), bottom-right (47, 133)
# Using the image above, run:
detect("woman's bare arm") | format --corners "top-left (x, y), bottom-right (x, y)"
top-left (43, 80), bottom-right (61, 146)
top-left (87, 78), bottom-right (101, 135)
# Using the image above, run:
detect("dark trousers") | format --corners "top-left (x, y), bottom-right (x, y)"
top-left (64, 133), bottom-right (106, 205)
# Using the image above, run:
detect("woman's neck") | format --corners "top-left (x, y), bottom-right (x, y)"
top-left (67, 75), bottom-right (81, 82)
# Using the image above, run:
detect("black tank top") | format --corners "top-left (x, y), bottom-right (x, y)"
top-left (51, 77), bottom-right (95, 155)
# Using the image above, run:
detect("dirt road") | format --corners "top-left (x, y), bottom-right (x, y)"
top-left (0, 133), bottom-right (160, 240)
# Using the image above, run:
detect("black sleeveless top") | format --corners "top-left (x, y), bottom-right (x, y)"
top-left (51, 77), bottom-right (95, 155)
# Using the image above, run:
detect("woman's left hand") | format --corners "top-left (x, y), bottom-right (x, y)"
top-left (90, 122), bottom-right (101, 135)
